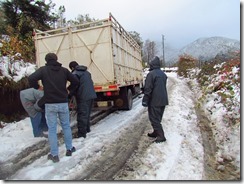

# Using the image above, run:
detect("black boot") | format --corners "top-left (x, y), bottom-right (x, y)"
top-left (154, 129), bottom-right (166, 143)
top-left (147, 130), bottom-right (157, 138)
top-left (76, 132), bottom-right (86, 138)
top-left (75, 129), bottom-right (86, 138)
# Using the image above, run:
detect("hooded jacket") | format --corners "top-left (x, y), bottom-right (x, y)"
top-left (28, 54), bottom-right (79, 104)
top-left (20, 88), bottom-right (44, 118)
top-left (72, 65), bottom-right (97, 101)
top-left (142, 56), bottom-right (169, 107)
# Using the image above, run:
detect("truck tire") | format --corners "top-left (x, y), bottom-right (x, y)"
top-left (125, 89), bottom-right (133, 110)
top-left (116, 88), bottom-right (133, 110)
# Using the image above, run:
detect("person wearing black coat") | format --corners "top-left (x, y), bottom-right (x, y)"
top-left (28, 53), bottom-right (79, 163)
top-left (142, 56), bottom-right (169, 143)
top-left (69, 61), bottom-right (97, 138)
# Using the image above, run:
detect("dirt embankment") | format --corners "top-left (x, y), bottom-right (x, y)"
top-left (188, 79), bottom-right (240, 180)
top-left (195, 106), bottom-right (240, 180)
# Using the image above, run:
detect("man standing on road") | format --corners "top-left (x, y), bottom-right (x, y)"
top-left (28, 53), bottom-right (79, 163)
top-left (142, 56), bottom-right (169, 143)
top-left (68, 61), bottom-right (97, 139)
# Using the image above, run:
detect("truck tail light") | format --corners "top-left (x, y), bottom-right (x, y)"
top-left (106, 91), bottom-right (112, 96)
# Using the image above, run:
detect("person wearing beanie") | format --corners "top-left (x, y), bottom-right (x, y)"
top-left (142, 56), bottom-right (169, 143)
top-left (68, 61), bottom-right (97, 138)
top-left (28, 53), bottom-right (79, 163)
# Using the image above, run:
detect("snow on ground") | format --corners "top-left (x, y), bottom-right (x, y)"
top-left (186, 65), bottom-right (241, 169)
top-left (0, 71), bottom-right (240, 180)
top-left (129, 73), bottom-right (204, 180)
top-left (0, 55), bottom-right (36, 82)
top-left (0, 73), bottom-right (204, 180)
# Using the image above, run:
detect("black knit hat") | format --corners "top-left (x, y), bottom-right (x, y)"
top-left (45, 53), bottom-right (58, 62)
top-left (69, 61), bottom-right (78, 70)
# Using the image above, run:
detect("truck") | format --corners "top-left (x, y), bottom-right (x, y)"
top-left (33, 13), bottom-right (143, 110)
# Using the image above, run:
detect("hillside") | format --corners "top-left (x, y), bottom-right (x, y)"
top-left (165, 36), bottom-right (240, 63)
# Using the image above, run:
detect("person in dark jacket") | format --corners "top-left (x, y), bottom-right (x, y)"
top-left (142, 56), bottom-right (169, 143)
top-left (28, 53), bottom-right (79, 163)
top-left (69, 61), bottom-right (97, 138)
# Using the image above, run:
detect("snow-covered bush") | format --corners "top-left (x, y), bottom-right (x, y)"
top-left (187, 54), bottom-right (240, 171)
top-left (0, 54), bottom-right (37, 122)
top-left (0, 55), bottom-right (36, 82)
top-left (198, 59), bottom-right (240, 125)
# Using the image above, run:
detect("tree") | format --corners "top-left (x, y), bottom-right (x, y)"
top-left (65, 14), bottom-right (97, 26)
top-left (56, 5), bottom-right (65, 28)
top-left (0, 5), bottom-right (6, 34)
top-left (143, 39), bottom-right (159, 66)
top-left (129, 31), bottom-right (143, 48)
top-left (177, 54), bottom-right (197, 77)
top-left (77, 14), bottom-right (96, 23)
top-left (1, 0), bottom-right (58, 38)
top-left (0, 0), bottom-right (59, 61)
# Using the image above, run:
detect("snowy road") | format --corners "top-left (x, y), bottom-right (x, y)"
top-left (10, 97), bottom-right (149, 180)
top-left (4, 72), bottom-right (239, 180)
top-left (8, 73), bottom-right (204, 180)
top-left (114, 74), bottom-right (205, 180)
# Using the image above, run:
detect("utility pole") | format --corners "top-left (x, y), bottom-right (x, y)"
top-left (162, 35), bottom-right (165, 68)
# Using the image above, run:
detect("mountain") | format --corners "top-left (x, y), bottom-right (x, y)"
top-left (165, 36), bottom-right (240, 63)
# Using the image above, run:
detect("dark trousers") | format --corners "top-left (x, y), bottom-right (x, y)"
top-left (148, 105), bottom-right (166, 131)
top-left (76, 99), bottom-right (93, 135)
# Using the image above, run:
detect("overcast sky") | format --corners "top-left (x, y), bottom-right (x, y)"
top-left (51, 0), bottom-right (240, 49)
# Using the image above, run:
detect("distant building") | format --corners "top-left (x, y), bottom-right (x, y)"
top-left (162, 67), bottom-right (178, 73)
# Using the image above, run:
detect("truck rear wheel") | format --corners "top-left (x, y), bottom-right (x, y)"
top-left (125, 89), bottom-right (133, 110)
top-left (116, 88), bottom-right (133, 110)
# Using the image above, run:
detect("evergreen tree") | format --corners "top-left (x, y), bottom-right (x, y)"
top-left (0, 0), bottom-right (59, 61)
top-left (1, 0), bottom-right (58, 38)
top-left (129, 31), bottom-right (143, 48)
top-left (0, 5), bottom-right (6, 34)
